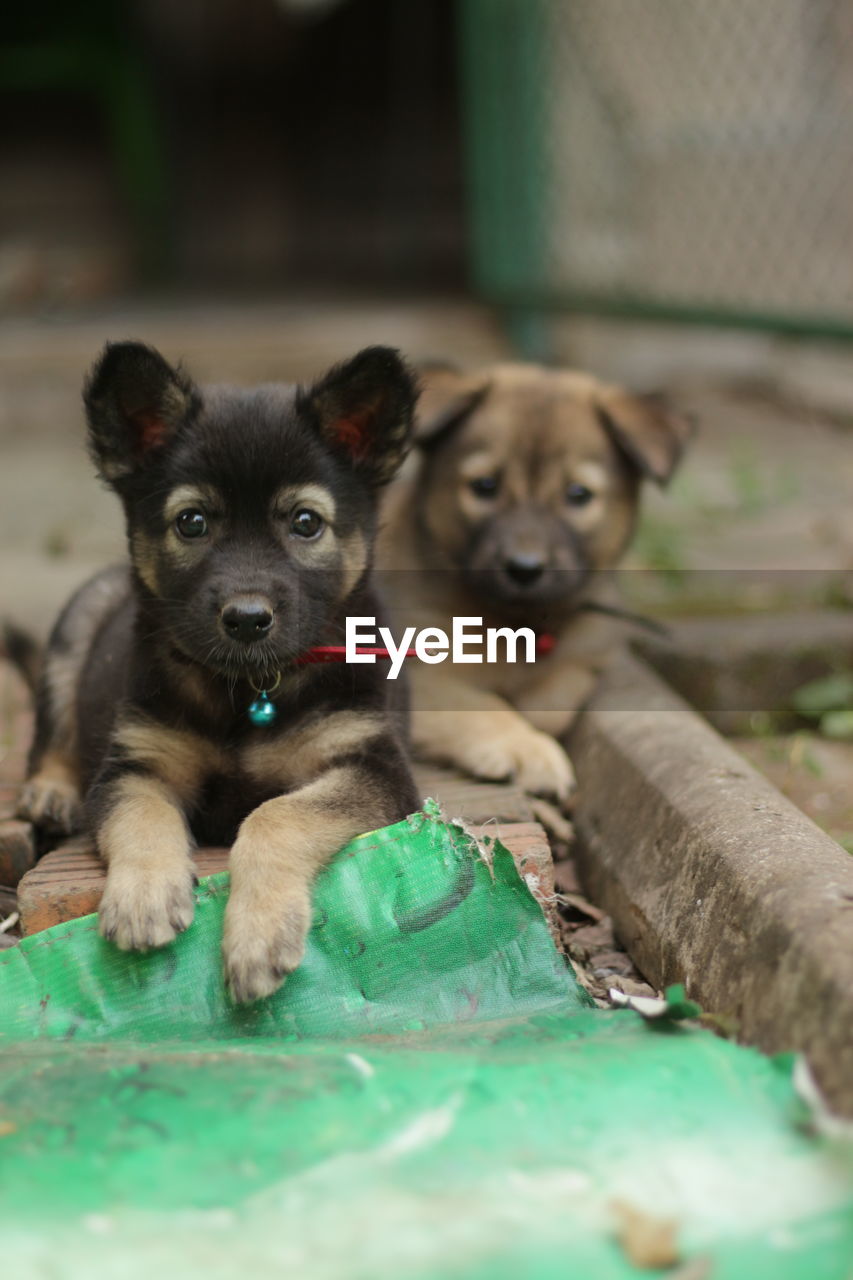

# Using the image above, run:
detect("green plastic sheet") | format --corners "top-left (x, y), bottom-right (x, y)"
top-left (1, 812), bottom-right (851, 1279)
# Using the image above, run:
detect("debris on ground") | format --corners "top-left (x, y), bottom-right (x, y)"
top-left (609, 984), bottom-right (702, 1023)
top-left (611, 1199), bottom-right (681, 1270)
top-left (0, 897), bottom-right (20, 948)
top-left (0, 910), bottom-right (19, 935)
top-left (552, 856), bottom-right (660, 1005)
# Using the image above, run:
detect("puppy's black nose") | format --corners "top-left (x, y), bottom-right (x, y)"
top-left (221, 596), bottom-right (274, 643)
top-left (504, 554), bottom-right (545, 587)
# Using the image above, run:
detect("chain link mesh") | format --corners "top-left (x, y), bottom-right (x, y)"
top-left (465, 0), bottom-right (853, 323)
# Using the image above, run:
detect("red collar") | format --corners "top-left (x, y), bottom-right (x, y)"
top-left (294, 633), bottom-right (556, 666)
top-left (294, 645), bottom-right (416, 666)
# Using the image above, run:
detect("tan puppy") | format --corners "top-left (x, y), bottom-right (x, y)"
top-left (378, 363), bottom-right (692, 800)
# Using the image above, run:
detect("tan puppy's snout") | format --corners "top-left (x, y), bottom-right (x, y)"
top-left (503, 551), bottom-right (546, 588)
top-left (482, 508), bottom-right (562, 590)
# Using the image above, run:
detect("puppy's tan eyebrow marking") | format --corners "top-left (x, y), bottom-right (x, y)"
top-left (273, 484), bottom-right (337, 524)
top-left (164, 485), bottom-right (222, 524)
top-left (459, 451), bottom-right (498, 480)
top-left (573, 460), bottom-right (610, 492)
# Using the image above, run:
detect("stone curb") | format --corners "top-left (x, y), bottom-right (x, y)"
top-left (568, 654), bottom-right (853, 1117)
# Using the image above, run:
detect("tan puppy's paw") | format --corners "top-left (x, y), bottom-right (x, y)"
top-left (17, 774), bottom-right (83, 835)
top-left (223, 887), bottom-right (311, 1004)
top-left (99, 862), bottom-right (196, 951)
top-left (512, 728), bottom-right (576, 801)
top-left (453, 724), bottom-right (575, 802)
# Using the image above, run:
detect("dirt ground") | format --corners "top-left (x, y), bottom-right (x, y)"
top-left (733, 733), bottom-right (853, 854)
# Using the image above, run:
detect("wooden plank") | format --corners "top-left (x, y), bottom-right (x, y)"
top-left (18, 821), bottom-right (553, 937)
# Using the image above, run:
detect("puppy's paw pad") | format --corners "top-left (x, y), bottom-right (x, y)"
top-left (223, 895), bottom-right (310, 1004)
top-left (18, 777), bottom-right (82, 835)
top-left (98, 868), bottom-right (196, 951)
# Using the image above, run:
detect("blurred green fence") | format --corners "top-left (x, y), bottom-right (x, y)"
top-left (460, 0), bottom-right (853, 339)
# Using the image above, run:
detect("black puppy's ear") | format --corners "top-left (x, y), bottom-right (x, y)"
top-left (302, 346), bottom-right (416, 486)
top-left (595, 387), bottom-right (695, 486)
top-left (415, 363), bottom-right (491, 451)
top-left (84, 342), bottom-right (200, 484)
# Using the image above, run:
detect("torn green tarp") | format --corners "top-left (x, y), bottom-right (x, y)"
top-left (0, 813), bottom-right (851, 1280)
top-left (0, 810), bottom-right (582, 1041)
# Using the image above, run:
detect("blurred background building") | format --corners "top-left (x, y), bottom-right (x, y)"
top-left (4, 0), bottom-right (853, 343)
top-left (1, 0), bottom-right (464, 304)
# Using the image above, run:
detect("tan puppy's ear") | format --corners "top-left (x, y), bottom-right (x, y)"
top-left (595, 387), bottom-right (695, 485)
top-left (415, 363), bottom-right (491, 450)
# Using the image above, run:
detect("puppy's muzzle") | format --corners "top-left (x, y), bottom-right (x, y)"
top-left (503, 553), bottom-right (545, 588)
top-left (220, 595), bottom-right (275, 644)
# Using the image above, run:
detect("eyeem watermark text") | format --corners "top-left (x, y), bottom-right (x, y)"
top-left (346, 616), bottom-right (536, 680)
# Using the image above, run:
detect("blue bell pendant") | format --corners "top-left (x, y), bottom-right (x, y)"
top-left (248, 689), bottom-right (278, 727)
top-left (248, 671), bottom-right (281, 726)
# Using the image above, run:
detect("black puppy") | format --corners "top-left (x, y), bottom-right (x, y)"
top-left (19, 341), bottom-right (420, 1002)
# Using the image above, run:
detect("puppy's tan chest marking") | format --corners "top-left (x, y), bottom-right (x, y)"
top-left (113, 720), bottom-right (226, 805)
top-left (113, 710), bottom-right (386, 813)
top-left (240, 711), bottom-right (387, 792)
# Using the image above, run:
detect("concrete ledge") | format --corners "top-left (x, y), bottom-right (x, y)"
top-left (569, 654), bottom-right (853, 1116)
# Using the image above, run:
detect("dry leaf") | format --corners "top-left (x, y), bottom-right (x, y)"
top-left (612, 1199), bottom-right (681, 1270)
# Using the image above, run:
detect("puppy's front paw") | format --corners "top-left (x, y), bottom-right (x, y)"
top-left (99, 862), bottom-right (196, 951)
top-left (223, 888), bottom-right (311, 1004)
top-left (18, 775), bottom-right (83, 835)
top-left (455, 725), bottom-right (576, 802)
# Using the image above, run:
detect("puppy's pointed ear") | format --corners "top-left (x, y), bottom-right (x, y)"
top-left (84, 342), bottom-right (200, 484)
top-left (595, 387), bottom-right (695, 485)
top-left (415, 363), bottom-right (491, 451)
top-left (302, 346), bottom-right (417, 486)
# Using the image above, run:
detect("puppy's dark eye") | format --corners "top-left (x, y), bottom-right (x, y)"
top-left (469, 476), bottom-right (500, 499)
top-left (175, 508), bottom-right (208, 539)
top-left (291, 508), bottom-right (324, 539)
top-left (566, 483), bottom-right (594, 508)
